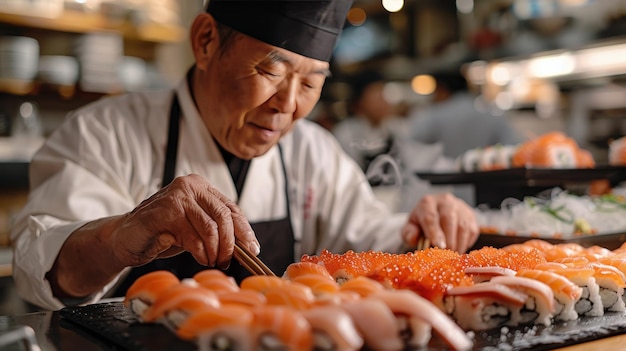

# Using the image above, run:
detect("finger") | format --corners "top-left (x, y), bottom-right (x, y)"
top-left (158, 245), bottom-right (185, 259)
top-left (413, 196), bottom-right (446, 248)
top-left (456, 222), bottom-right (473, 253)
top-left (214, 190), bottom-right (258, 255)
top-left (440, 208), bottom-right (458, 252)
top-left (466, 216), bottom-right (480, 252)
top-left (198, 198), bottom-right (234, 269)
top-left (401, 222), bottom-right (419, 247)
top-left (231, 211), bottom-right (260, 255)
top-left (183, 200), bottom-right (220, 266)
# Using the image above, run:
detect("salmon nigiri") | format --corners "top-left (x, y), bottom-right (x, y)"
top-left (341, 298), bottom-right (404, 351)
top-left (141, 284), bottom-right (221, 329)
top-left (123, 270), bottom-right (180, 319)
top-left (176, 305), bottom-right (254, 351)
top-left (283, 261), bottom-right (334, 281)
top-left (240, 275), bottom-right (289, 293)
top-left (338, 276), bottom-right (385, 298)
top-left (250, 305), bottom-right (313, 351)
top-left (301, 305), bottom-right (364, 351)
top-left (290, 273), bottom-right (340, 297)
top-left (263, 282), bottom-right (316, 311)
top-left (193, 269), bottom-right (240, 294)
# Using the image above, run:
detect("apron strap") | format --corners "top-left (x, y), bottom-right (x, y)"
top-left (162, 94), bottom-right (180, 186)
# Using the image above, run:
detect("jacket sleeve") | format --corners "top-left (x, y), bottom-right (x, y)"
top-left (10, 102), bottom-right (147, 310)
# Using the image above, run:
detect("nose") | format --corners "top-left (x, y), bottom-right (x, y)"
top-left (269, 76), bottom-right (297, 114)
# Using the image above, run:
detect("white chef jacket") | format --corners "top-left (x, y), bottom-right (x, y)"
top-left (11, 79), bottom-right (409, 310)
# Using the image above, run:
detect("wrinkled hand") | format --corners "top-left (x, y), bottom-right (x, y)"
top-left (401, 193), bottom-right (479, 253)
top-left (112, 174), bottom-right (259, 270)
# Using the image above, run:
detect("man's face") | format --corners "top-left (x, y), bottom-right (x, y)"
top-left (193, 16), bottom-right (330, 160)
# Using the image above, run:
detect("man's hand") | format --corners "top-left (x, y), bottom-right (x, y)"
top-left (401, 193), bottom-right (479, 253)
top-left (113, 174), bottom-right (259, 269)
top-left (49, 174), bottom-right (258, 298)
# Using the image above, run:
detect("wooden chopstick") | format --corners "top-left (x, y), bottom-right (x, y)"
top-left (416, 237), bottom-right (431, 251)
top-left (233, 241), bottom-right (276, 276)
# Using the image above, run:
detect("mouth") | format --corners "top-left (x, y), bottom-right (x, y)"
top-left (248, 122), bottom-right (281, 141)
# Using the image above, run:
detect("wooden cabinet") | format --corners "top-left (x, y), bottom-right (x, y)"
top-left (0, 9), bottom-right (185, 97)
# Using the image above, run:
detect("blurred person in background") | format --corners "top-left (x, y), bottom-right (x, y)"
top-left (332, 70), bottom-right (408, 179)
top-left (408, 70), bottom-right (523, 159)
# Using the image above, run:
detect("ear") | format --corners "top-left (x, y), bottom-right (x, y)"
top-left (190, 13), bottom-right (220, 71)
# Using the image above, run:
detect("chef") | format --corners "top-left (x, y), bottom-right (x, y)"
top-left (10, 0), bottom-right (479, 311)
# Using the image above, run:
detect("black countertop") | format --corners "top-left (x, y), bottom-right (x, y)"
top-left (0, 161), bottom-right (29, 189)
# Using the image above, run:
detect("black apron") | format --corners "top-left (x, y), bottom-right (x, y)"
top-left (113, 94), bottom-right (296, 296)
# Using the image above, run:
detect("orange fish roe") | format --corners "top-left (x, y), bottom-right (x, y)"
top-left (466, 246), bottom-right (546, 271)
top-left (366, 251), bottom-right (421, 288)
top-left (301, 250), bottom-right (397, 281)
top-left (301, 246), bottom-right (547, 310)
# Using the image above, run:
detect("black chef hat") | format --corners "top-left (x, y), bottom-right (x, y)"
top-left (206, 0), bottom-right (353, 62)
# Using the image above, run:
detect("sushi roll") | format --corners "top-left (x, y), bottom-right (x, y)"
top-left (263, 281), bottom-right (316, 311)
top-left (301, 305), bottom-right (364, 351)
top-left (537, 264), bottom-right (604, 317)
top-left (240, 275), bottom-right (289, 293)
top-left (193, 270), bottom-right (240, 294)
top-left (370, 289), bottom-right (473, 351)
top-left (289, 273), bottom-right (340, 297)
top-left (516, 269), bottom-right (582, 321)
top-left (609, 136), bottom-right (626, 166)
top-left (341, 298), bottom-right (405, 351)
top-left (489, 275), bottom-right (556, 326)
top-left (464, 266), bottom-right (517, 284)
top-left (492, 144), bottom-right (518, 170)
top-left (338, 276), bottom-right (385, 298)
top-left (175, 305), bottom-right (254, 351)
top-left (478, 145), bottom-right (498, 171)
top-left (283, 261), bottom-right (334, 281)
top-left (249, 305), bottom-right (314, 351)
top-left (445, 281), bottom-right (528, 331)
top-left (141, 284), bottom-right (221, 330)
top-left (217, 289), bottom-right (268, 307)
top-left (590, 263), bottom-right (626, 313)
top-left (456, 147), bottom-right (482, 172)
top-left (123, 270), bottom-right (180, 320)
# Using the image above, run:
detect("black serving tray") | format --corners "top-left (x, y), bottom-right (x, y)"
top-left (471, 231), bottom-right (626, 251)
top-left (416, 165), bottom-right (626, 208)
top-left (60, 301), bottom-right (626, 351)
top-left (416, 166), bottom-right (626, 187)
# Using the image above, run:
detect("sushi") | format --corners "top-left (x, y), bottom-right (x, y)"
top-left (300, 305), bottom-right (364, 351)
top-left (516, 269), bottom-right (582, 321)
top-left (489, 275), bottom-right (556, 326)
top-left (445, 281), bottom-right (528, 331)
top-left (123, 270), bottom-right (180, 320)
top-left (249, 305), bottom-right (314, 351)
top-left (340, 298), bottom-right (405, 350)
top-left (175, 305), bottom-right (254, 351)
top-left (283, 262), bottom-right (334, 281)
top-left (141, 284), bottom-right (221, 330)
top-left (370, 289), bottom-right (473, 351)
top-left (609, 136), bottom-right (626, 166)
top-left (193, 270), bottom-right (240, 294)
top-left (536, 263), bottom-right (604, 317)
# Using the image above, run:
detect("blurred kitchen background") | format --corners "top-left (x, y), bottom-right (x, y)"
top-left (0, 0), bottom-right (626, 313)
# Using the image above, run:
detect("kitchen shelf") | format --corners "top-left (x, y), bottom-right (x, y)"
top-left (0, 10), bottom-right (184, 43)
